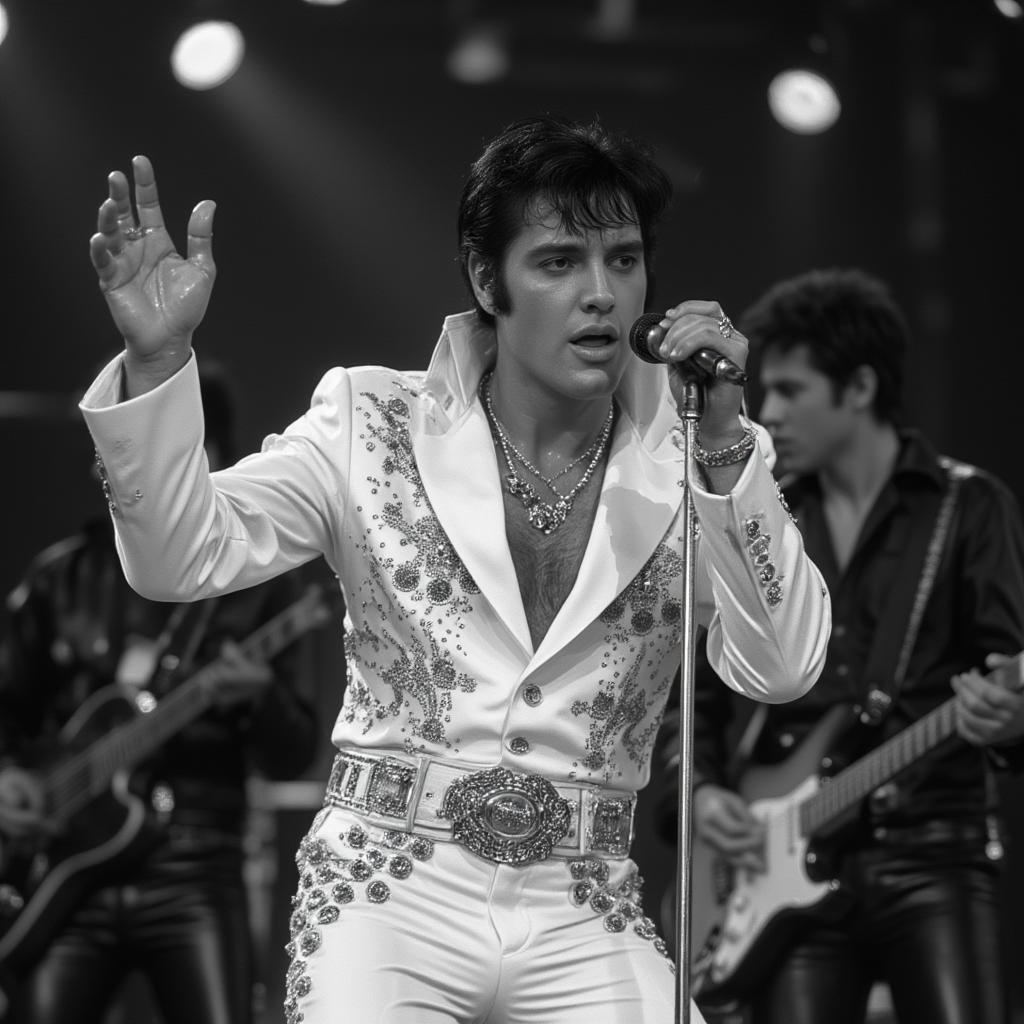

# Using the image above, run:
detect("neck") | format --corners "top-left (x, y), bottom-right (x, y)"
top-left (485, 368), bottom-right (614, 474)
top-left (818, 420), bottom-right (901, 507)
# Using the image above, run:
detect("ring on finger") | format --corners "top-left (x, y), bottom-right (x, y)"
top-left (717, 314), bottom-right (734, 339)
top-left (121, 224), bottom-right (145, 242)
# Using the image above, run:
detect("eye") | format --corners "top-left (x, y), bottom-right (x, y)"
top-left (540, 256), bottom-right (572, 271)
top-left (610, 253), bottom-right (639, 270)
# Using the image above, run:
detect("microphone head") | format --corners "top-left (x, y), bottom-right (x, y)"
top-left (628, 313), bottom-right (665, 364)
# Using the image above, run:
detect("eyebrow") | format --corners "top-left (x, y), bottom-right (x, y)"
top-left (525, 238), bottom-right (645, 259)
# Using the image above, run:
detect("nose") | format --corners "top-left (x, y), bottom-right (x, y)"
top-left (758, 390), bottom-right (783, 428)
top-left (581, 261), bottom-right (614, 313)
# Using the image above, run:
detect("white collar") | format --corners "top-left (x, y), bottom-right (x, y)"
top-left (420, 310), bottom-right (678, 451)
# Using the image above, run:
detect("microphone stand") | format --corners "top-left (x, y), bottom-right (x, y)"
top-left (674, 374), bottom-right (703, 1024)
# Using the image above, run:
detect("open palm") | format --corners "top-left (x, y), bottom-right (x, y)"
top-left (89, 155), bottom-right (216, 359)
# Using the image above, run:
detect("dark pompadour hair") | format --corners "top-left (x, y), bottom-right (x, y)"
top-left (457, 114), bottom-right (673, 324)
top-left (740, 267), bottom-right (909, 424)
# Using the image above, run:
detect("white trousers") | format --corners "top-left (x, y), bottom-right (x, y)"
top-left (284, 807), bottom-right (706, 1024)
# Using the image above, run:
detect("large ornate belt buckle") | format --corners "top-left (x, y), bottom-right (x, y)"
top-left (439, 767), bottom-right (572, 866)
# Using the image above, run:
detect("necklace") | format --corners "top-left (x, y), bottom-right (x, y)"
top-left (480, 372), bottom-right (614, 535)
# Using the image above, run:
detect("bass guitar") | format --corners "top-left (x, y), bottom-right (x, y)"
top-left (0, 582), bottom-right (337, 988)
top-left (689, 651), bottom-right (1023, 1005)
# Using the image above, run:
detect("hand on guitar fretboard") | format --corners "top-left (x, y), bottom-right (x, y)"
top-left (0, 768), bottom-right (51, 844)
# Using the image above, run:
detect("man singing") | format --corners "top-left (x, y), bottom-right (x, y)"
top-left (79, 115), bottom-right (829, 1023)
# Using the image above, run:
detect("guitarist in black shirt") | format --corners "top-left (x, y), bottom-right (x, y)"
top-left (0, 365), bottom-right (320, 1024)
top-left (658, 268), bottom-right (1024, 1024)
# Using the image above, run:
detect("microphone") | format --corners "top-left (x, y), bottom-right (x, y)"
top-left (628, 313), bottom-right (748, 385)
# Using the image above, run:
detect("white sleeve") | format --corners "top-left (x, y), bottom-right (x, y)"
top-left (79, 353), bottom-right (352, 601)
top-left (690, 422), bottom-right (830, 704)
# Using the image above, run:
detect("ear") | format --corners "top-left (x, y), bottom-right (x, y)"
top-left (466, 253), bottom-right (496, 315)
top-left (844, 365), bottom-right (878, 412)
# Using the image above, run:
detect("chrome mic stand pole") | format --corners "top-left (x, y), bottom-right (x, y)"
top-left (674, 375), bottom-right (703, 1024)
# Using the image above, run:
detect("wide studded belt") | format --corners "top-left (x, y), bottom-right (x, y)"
top-left (323, 749), bottom-right (636, 866)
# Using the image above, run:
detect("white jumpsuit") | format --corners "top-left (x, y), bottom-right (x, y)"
top-left (82, 310), bottom-right (830, 1023)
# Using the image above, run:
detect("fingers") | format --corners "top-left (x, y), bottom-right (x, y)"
top-left (695, 786), bottom-right (766, 869)
top-left (655, 299), bottom-right (748, 372)
top-left (92, 194), bottom-right (123, 264)
top-left (703, 824), bottom-right (765, 871)
top-left (108, 168), bottom-right (135, 232)
top-left (91, 170), bottom-right (138, 282)
top-left (954, 671), bottom-right (1020, 714)
top-left (91, 155), bottom-right (165, 263)
top-left (109, 156), bottom-right (163, 235)
top-left (130, 154), bottom-right (166, 233)
top-left (186, 199), bottom-right (217, 276)
top-left (91, 154), bottom-right (217, 288)
top-left (953, 671), bottom-right (1024, 745)
top-left (669, 299), bottom-right (728, 321)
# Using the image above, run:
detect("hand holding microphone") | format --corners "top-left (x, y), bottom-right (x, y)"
top-left (628, 310), bottom-right (747, 385)
top-left (630, 300), bottom-right (750, 465)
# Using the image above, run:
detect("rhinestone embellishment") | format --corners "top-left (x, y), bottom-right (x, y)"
top-left (743, 513), bottom-right (784, 607)
top-left (440, 767), bottom-right (571, 865)
top-left (563, 860), bottom-right (673, 969)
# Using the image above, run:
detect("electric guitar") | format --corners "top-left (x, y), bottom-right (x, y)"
top-left (0, 582), bottom-right (338, 988)
top-left (688, 651), bottom-right (1024, 1005)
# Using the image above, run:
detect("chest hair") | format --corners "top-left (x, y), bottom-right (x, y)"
top-left (502, 464), bottom-right (607, 650)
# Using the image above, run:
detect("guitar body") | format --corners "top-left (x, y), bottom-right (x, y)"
top-left (0, 582), bottom-right (336, 993)
top-left (692, 704), bottom-right (856, 1004)
top-left (0, 687), bottom-right (158, 978)
top-left (682, 653), bottom-right (1024, 1007)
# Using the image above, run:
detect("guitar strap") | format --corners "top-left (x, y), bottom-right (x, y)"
top-left (858, 457), bottom-right (968, 724)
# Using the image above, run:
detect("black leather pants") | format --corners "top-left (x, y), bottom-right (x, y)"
top-left (9, 832), bottom-right (252, 1024)
top-left (749, 834), bottom-right (1008, 1024)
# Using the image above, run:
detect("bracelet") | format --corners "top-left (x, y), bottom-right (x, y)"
top-left (694, 425), bottom-right (757, 468)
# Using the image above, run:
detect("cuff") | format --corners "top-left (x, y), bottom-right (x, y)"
top-left (79, 353), bottom-right (204, 519)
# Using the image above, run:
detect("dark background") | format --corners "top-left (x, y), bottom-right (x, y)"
top-left (1, 0), bottom-right (1022, 1019)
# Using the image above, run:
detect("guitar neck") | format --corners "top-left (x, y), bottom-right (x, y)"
top-left (800, 653), bottom-right (1024, 838)
top-left (44, 585), bottom-right (330, 818)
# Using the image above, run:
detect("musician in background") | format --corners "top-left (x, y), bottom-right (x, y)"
top-left (0, 364), bottom-right (319, 1024)
top-left (657, 267), bottom-right (1024, 1024)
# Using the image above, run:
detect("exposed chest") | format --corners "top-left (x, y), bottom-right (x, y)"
top-left (502, 468), bottom-right (606, 650)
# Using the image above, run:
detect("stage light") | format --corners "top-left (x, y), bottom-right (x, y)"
top-left (302, 0), bottom-right (351, 5)
top-left (994, 0), bottom-right (1023, 19)
top-left (171, 21), bottom-right (245, 90)
top-left (0, 5), bottom-right (9, 48)
top-left (767, 69), bottom-right (841, 135)
top-left (446, 27), bottom-right (509, 85)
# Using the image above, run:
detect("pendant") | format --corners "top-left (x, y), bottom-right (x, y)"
top-left (525, 496), bottom-right (572, 535)
top-left (504, 473), bottom-right (573, 534)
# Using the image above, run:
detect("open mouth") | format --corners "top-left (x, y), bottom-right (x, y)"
top-left (571, 333), bottom-right (616, 348)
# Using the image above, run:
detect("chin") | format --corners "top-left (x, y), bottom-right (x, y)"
top-left (570, 359), bottom-right (628, 393)
top-left (567, 374), bottom-right (620, 405)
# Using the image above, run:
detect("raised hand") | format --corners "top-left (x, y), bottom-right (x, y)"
top-left (89, 155), bottom-right (216, 393)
